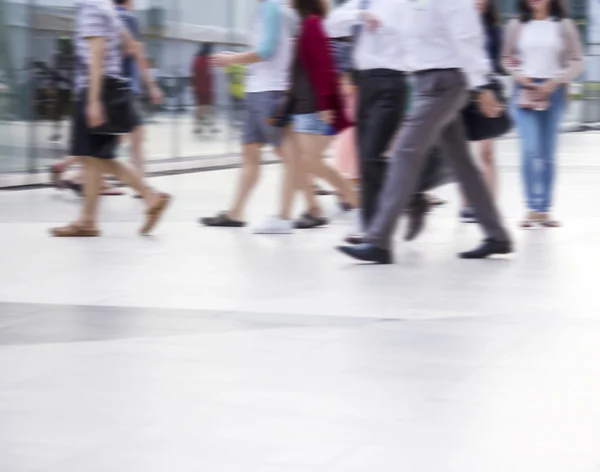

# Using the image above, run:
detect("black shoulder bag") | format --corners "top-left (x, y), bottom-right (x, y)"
top-left (89, 76), bottom-right (135, 135)
top-left (462, 78), bottom-right (513, 142)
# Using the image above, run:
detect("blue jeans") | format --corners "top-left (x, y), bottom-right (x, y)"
top-left (511, 80), bottom-right (566, 213)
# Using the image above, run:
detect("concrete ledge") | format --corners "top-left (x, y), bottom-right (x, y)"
top-left (0, 151), bottom-right (279, 190)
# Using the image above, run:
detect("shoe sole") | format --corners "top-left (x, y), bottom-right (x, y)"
top-left (252, 230), bottom-right (293, 235)
top-left (201, 220), bottom-right (246, 228)
top-left (51, 232), bottom-right (100, 237)
top-left (459, 249), bottom-right (513, 260)
top-left (336, 246), bottom-right (393, 265)
top-left (295, 220), bottom-right (329, 230)
top-left (50, 227), bottom-right (101, 237)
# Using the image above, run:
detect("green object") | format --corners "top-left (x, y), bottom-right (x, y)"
top-left (225, 64), bottom-right (245, 99)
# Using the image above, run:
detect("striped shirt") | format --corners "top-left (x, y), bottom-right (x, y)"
top-left (74, 0), bottom-right (124, 91)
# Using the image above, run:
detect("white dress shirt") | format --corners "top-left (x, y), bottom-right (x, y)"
top-left (325, 0), bottom-right (409, 72)
top-left (404, 0), bottom-right (491, 88)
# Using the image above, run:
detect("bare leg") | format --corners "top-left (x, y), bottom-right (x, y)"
top-left (480, 139), bottom-right (496, 196)
top-left (129, 126), bottom-right (145, 177)
top-left (77, 156), bottom-right (103, 226)
top-left (275, 128), bottom-right (297, 220)
top-left (462, 139), bottom-right (496, 208)
top-left (228, 143), bottom-right (262, 221)
top-left (93, 158), bottom-right (158, 208)
top-left (285, 133), bottom-right (323, 217)
top-left (296, 133), bottom-right (358, 208)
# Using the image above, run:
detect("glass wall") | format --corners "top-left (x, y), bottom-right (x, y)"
top-left (0, 0), bottom-right (254, 177)
top-left (0, 0), bottom-right (595, 179)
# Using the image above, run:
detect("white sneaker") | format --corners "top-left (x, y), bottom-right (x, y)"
top-left (252, 216), bottom-right (294, 234)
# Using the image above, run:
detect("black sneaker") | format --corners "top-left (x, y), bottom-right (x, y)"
top-left (295, 212), bottom-right (329, 229)
top-left (200, 212), bottom-right (246, 227)
top-left (337, 243), bottom-right (393, 265)
top-left (459, 239), bottom-right (513, 259)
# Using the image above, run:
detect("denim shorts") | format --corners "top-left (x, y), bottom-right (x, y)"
top-left (242, 91), bottom-right (285, 147)
top-left (292, 113), bottom-right (335, 136)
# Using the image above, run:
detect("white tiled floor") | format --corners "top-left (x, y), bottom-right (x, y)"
top-left (1, 133), bottom-right (600, 471)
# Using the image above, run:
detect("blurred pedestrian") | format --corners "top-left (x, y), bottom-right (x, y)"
top-left (326, 0), bottom-right (448, 244)
top-left (275, 0), bottom-right (357, 232)
top-left (191, 43), bottom-right (217, 135)
top-left (201, 0), bottom-right (295, 231)
top-left (503, 0), bottom-right (584, 228)
top-left (338, 0), bottom-right (512, 263)
top-left (115, 0), bottom-right (163, 195)
top-left (50, 0), bottom-right (163, 197)
top-left (50, 0), bottom-right (170, 237)
top-left (460, 0), bottom-right (504, 223)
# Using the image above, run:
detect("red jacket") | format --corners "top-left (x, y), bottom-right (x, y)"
top-left (297, 15), bottom-right (352, 133)
top-left (192, 56), bottom-right (213, 105)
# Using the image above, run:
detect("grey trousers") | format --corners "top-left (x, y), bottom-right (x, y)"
top-left (366, 69), bottom-right (510, 250)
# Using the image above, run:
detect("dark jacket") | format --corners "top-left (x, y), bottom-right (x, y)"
top-left (485, 24), bottom-right (504, 75)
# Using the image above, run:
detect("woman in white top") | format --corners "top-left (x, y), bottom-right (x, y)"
top-left (502, 0), bottom-right (584, 228)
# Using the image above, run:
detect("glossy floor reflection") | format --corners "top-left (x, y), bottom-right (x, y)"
top-left (1, 133), bottom-right (600, 471)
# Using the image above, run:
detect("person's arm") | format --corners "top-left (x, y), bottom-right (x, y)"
top-left (440, 0), bottom-right (490, 89)
top-left (554, 19), bottom-right (584, 84)
top-left (440, 0), bottom-right (503, 118)
top-left (213, 0), bottom-right (281, 66)
top-left (500, 19), bottom-right (523, 77)
top-left (86, 36), bottom-right (105, 127)
top-left (490, 26), bottom-right (504, 75)
top-left (119, 17), bottom-right (163, 103)
top-left (298, 16), bottom-right (335, 113)
top-left (135, 42), bottom-right (162, 102)
top-left (536, 19), bottom-right (585, 97)
top-left (80, 2), bottom-right (110, 128)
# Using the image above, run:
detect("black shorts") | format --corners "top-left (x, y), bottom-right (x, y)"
top-left (70, 92), bottom-right (143, 159)
top-left (69, 98), bottom-right (119, 159)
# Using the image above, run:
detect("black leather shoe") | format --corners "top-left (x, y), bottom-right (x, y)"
top-left (337, 243), bottom-right (393, 264)
top-left (459, 239), bottom-right (513, 259)
top-left (404, 193), bottom-right (431, 241)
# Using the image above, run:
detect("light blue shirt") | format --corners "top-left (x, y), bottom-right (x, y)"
top-left (247, 0), bottom-right (293, 93)
top-left (256, 0), bottom-right (281, 60)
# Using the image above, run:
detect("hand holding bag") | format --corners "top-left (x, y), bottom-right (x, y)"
top-left (462, 78), bottom-right (513, 142)
top-left (88, 76), bottom-right (135, 135)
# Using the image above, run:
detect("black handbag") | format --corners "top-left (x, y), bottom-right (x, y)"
top-left (462, 79), bottom-right (512, 142)
top-left (88, 76), bottom-right (135, 135)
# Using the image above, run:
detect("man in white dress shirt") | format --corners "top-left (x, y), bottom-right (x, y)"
top-left (338, 0), bottom-right (512, 264)
top-left (326, 0), bottom-right (448, 244)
